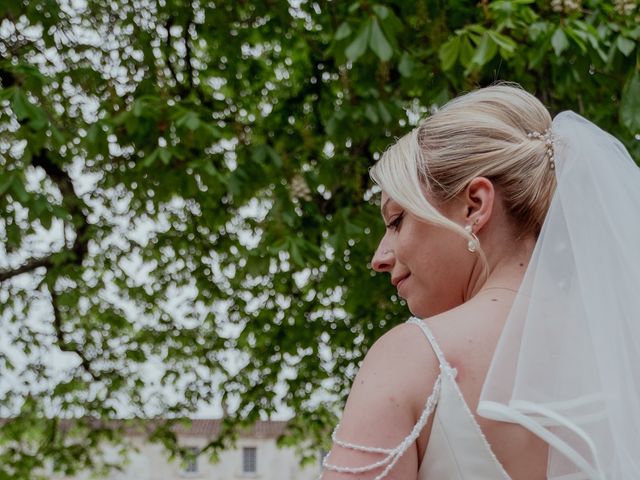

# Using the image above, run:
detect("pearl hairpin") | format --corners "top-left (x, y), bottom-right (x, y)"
top-left (527, 128), bottom-right (555, 170)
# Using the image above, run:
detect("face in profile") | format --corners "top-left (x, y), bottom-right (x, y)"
top-left (370, 192), bottom-right (475, 318)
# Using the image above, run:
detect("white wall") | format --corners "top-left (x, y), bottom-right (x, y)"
top-left (53, 435), bottom-right (321, 480)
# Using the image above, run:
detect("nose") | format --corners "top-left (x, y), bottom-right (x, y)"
top-left (371, 244), bottom-right (394, 273)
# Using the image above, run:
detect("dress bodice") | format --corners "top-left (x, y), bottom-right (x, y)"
top-left (408, 318), bottom-right (511, 480)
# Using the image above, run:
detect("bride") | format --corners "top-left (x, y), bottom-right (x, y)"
top-left (321, 84), bottom-right (640, 479)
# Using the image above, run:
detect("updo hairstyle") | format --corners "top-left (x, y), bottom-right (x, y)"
top-left (370, 84), bottom-right (556, 256)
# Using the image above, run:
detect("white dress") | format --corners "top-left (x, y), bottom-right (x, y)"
top-left (408, 318), bottom-right (511, 480)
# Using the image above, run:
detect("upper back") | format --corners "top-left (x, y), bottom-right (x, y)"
top-left (321, 290), bottom-right (548, 480)
top-left (414, 291), bottom-right (548, 480)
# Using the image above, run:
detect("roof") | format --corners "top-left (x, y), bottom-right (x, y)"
top-left (0, 418), bottom-right (289, 440)
top-left (172, 419), bottom-right (288, 438)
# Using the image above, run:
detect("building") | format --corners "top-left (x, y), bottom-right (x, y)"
top-left (55, 419), bottom-right (323, 480)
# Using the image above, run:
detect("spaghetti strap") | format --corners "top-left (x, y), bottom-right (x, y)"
top-left (322, 376), bottom-right (441, 479)
top-left (321, 318), bottom-right (446, 479)
top-left (406, 317), bottom-right (456, 376)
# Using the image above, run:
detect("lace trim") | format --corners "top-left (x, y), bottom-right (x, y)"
top-left (321, 374), bottom-right (442, 479)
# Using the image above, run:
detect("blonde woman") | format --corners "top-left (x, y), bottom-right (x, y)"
top-left (321, 85), bottom-right (640, 479)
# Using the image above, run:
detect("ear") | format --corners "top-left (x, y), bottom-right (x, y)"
top-left (459, 177), bottom-right (495, 231)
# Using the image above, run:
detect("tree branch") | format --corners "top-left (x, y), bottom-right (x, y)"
top-left (51, 288), bottom-right (100, 382)
top-left (0, 256), bottom-right (52, 282)
top-left (164, 17), bottom-right (184, 95)
top-left (183, 17), bottom-right (194, 90)
top-left (31, 149), bottom-right (89, 266)
top-left (1, 150), bottom-right (89, 283)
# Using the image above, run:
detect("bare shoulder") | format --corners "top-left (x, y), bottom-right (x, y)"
top-left (348, 321), bottom-right (441, 418)
top-left (322, 321), bottom-right (440, 479)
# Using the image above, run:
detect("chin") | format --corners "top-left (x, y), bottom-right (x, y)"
top-left (407, 299), bottom-right (448, 320)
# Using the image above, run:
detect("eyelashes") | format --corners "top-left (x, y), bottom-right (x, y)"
top-left (385, 213), bottom-right (404, 231)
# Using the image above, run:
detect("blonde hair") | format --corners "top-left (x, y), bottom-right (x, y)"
top-left (370, 84), bottom-right (556, 262)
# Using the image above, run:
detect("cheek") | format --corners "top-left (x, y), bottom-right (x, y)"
top-left (396, 229), bottom-right (473, 317)
top-left (402, 230), bottom-right (468, 279)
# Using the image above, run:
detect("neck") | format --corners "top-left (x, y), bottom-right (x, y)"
top-left (465, 235), bottom-right (536, 300)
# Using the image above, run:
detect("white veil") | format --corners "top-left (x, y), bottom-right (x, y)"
top-left (477, 111), bottom-right (640, 479)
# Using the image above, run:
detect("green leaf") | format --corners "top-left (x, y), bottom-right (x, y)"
top-left (203, 162), bottom-right (221, 179)
top-left (372, 5), bottom-right (390, 19)
top-left (159, 149), bottom-right (171, 164)
top-left (626, 26), bottom-right (640, 40)
top-left (487, 31), bottom-right (516, 56)
top-left (141, 148), bottom-right (159, 167)
top-left (185, 113), bottom-right (200, 131)
top-left (621, 70), bottom-right (640, 133)
top-left (564, 26), bottom-right (587, 52)
top-left (528, 21), bottom-right (549, 42)
top-left (369, 18), bottom-right (393, 61)
top-left (125, 349), bottom-right (146, 362)
top-left (265, 145), bottom-right (282, 168)
top-left (289, 239), bottom-right (305, 267)
top-left (11, 178), bottom-right (29, 203)
top-left (377, 101), bottom-right (391, 124)
top-left (0, 173), bottom-right (14, 196)
top-left (87, 123), bottom-right (100, 144)
top-left (51, 205), bottom-right (71, 221)
top-left (0, 86), bottom-right (14, 102)
top-left (40, 210), bottom-right (53, 230)
top-left (252, 144), bottom-right (267, 164)
top-left (28, 105), bottom-right (48, 130)
top-left (616, 35), bottom-right (635, 56)
top-left (345, 19), bottom-right (371, 62)
top-left (335, 22), bottom-right (352, 41)
top-left (398, 52), bottom-right (414, 77)
top-left (12, 90), bottom-right (31, 121)
top-left (176, 110), bottom-right (201, 131)
top-left (124, 114), bottom-right (138, 134)
top-left (439, 36), bottom-right (461, 71)
top-left (32, 197), bottom-right (47, 215)
top-left (469, 33), bottom-right (497, 68)
top-left (51, 127), bottom-right (65, 146)
top-left (364, 103), bottom-right (379, 123)
top-left (203, 123), bottom-right (222, 138)
top-left (551, 28), bottom-right (569, 56)
top-left (458, 36), bottom-right (475, 68)
top-left (132, 99), bottom-right (145, 117)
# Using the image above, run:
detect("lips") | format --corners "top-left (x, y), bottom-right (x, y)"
top-left (396, 276), bottom-right (410, 295)
top-left (392, 273), bottom-right (410, 289)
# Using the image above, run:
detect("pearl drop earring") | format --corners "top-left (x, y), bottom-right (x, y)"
top-left (465, 224), bottom-right (479, 253)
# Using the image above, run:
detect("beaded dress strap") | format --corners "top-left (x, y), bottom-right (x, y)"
top-left (406, 317), bottom-right (456, 376)
top-left (321, 376), bottom-right (441, 480)
top-left (321, 318), bottom-right (452, 479)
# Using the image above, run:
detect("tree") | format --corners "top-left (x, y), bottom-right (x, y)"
top-left (0, 0), bottom-right (638, 477)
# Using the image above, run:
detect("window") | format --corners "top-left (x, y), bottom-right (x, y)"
top-left (319, 449), bottom-right (329, 468)
top-left (183, 447), bottom-right (199, 474)
top-left (242, 446), bottom-right (257, 474)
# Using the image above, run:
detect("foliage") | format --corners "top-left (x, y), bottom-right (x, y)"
top-left (0, 0), bottom-right (638, 477)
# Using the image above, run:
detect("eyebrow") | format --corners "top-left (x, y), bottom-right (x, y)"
top-left (381, 197), bottom-right (391, 220)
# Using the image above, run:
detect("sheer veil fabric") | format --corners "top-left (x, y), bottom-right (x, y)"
top-left (477, 111), bottom-right (640, 479)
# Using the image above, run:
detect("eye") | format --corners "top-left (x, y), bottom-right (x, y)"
top-left (385, 213), bottom-right (404, 231)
